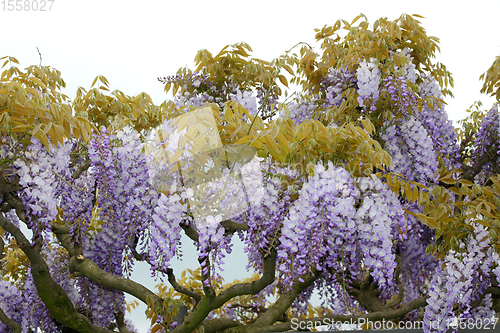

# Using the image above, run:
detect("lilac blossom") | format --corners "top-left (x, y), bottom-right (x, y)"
top-left (356, 58), bottom-right (381, 111)
top-left (424, 223), bottom-right (496, 333)
top-left (230, 89), bottom-right (258, 115)
top-left (470, 104), bottom-right (499, 184)
top-left (382, 116), bottom-right (439, 185)
top-left (417, 75), bottom-right (460, 168)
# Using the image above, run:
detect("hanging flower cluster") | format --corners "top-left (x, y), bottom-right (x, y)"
top-left (382, 116), bottom-right (439, 185)
top-left (424, 223), bottom-right (498, 333)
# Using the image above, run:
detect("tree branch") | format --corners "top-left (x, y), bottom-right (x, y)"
top-left (0, 306), bottom-right (21, 333)
top-left (0, 213), bottom-right (114, 333)
top-left (50, 216), bottom-right (164, 314)
top-left (221, 220), bottom-right (249, 234)
top-left (457, 133), bottom-right (473, 166)
top-left (115, 310), bottom-right (133, 333)
top-left (68, 254), bottom-right (162, 310)
top-left (181, 220), bottom-right (199, 242)
top-left (2, 192), bottom-right (26, 223)
top-left (254, 296), bottom-right (428, 333)
top-left (71, 157), bottom-right (90, 180)
top-left (172, 249), bottom-right (277, 333)
top-left (167, 267), bottom-right (202, 305)
top-left (0, 236), bottom-right (4, 261)
top-left (252, 271), bottom-right (318, 328)
top-left (470, 286), bottom-right (500, 309)
top-left (212, 249), bottom-right (277, 309)
top-left (50, 222), bottom-right (77, 257)
top-left (348, 273), bottom-right (384, 312)
top-left (462, 143), bottom-right (499, 181)
top-left (0, 172), bottom-right (22, 197)
top-left (227, 302), bottom-right (267, 313)
top-left (384, 254), bottom-right (404, 309)
top-left (199, 256), bottom-right (215, 296)
top-left (171, 293), bottom-right (216, 333)
top-left (202, 318), bottom-right (243, 333)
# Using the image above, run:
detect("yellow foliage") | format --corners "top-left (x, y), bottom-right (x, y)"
top-left (0, 57), bottom-right (93, 149)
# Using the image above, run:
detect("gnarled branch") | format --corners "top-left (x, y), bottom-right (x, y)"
top-left (221, 220), bottom-right (249, 234)
top-left (115, 310), bottom-right (133, 333)
top-left (212, 249), bottom-right (277, 309)
top-left (0, 213), bottom-right (114, 333)
top-left (167, 267), bottom-right (202, 305)
top-left (172, 249), bottom-right (278, 333)
top-left (255, 297), bottom-right (428, 333)
top-left (202, 318), bottom-right (243, 333)
top-left (0, 306), bottom-right (21, 333)
top-left (68, 254), bottom-right (161, 309)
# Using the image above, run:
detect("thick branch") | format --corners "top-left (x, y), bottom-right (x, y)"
top-left (2, 192), bottom-right (26, 223)
top-left (471, 286), bottom-right (500, 309)
top-left (171, 294), bottom-right (216, 333)
top-left (462, 143), bottom-right (499, 181)
top-left (202, 318), bottom-right (244, 333)
top-left (255, 296), bottom-right (428, 333)
top-left (0, 213), bottom-right (113, 333)
top-left (0, 306), bottom-right (21, 333)
top-left (0, 236), bottom-right (4, 260)
top-left (71, 157), bottom-right (90, 180)
top-left (252, 271), bottom-right (317, 328)
top-left (348, 273), bottom-right (384, 312)
top-left (212, 249), bottom-right (277, 309)
top-left (167, 267), bottom-right (202, 305)
top-left (227, 302), bottom-right (267, 313)
top-left (384, 254), bottom-right (404, 309)
top-left (199, 256), bottom-right (215, 296)
top-left (52, 218), bottom-right (162, 312)
top-left (130, 234), bottom-right (148, 261)
top-left (181, 221), bottom-right (199, 242)
top-left (68, 254), bottom-right (161, 308)
top-left (0, 173), bottom-right (22, 196)
top-left (50, 222), bottom-right (77, 257)
top-left (457, 133), bottom-right (473, 166)
top-left (172, 250), bottom-right (277, 333)
top-left (221, 220), bottom-right (249, 234)
top-left (115, 310), bottom-right (133, 333)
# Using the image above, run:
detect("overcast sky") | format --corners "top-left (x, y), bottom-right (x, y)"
top-left (3, 0), bottom-right (500, 331)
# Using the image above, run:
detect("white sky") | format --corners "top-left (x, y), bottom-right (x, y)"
top-left (2, 0), bottom-right (500, 331)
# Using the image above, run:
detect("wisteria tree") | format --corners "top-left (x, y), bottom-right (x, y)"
top-left (1, 13), bottom-right (500, 333)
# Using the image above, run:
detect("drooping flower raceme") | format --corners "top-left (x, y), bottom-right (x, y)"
top-left (383, 76), bottom-right (417, 116)
top-left (148, 192), bottom-right (185, 274)
top-left (382, 116), bottom-right (439, 185)
top-left (13, 137), bottom-right (71, 239)
top-left (423, 223), bottom-right (497, 333)
top-left (277, 162), bottom-right (405, 291)
top-left (81, 128), bottom-right (160, 326)
top-left (352, 175), bottom-right (407, 287)
top-left (0, 279), bottom-right (26, 332)
top-left (230, 89), bottom-right (258, 115)
top-left (470, 104), bottom-right (499, 184)
top-left (417, 75), bottom-right (460, 168)
top-left (242, 159), bottom-right (299, 273)
top-left (282, 98), bottom-right (317, 126)
top-left (278, 162), bottom-right (358, 289)
top-left (320, 66), bottom-right (355, 108)
top-left (356, 58), bottom-right (381, 111)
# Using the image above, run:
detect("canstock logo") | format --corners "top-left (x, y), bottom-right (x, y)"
top-left (167, 106), bottom-right (264, 227)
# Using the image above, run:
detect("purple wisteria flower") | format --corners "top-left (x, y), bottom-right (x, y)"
top-left (382, 116), bottom-right (439, 185)
top-left (356, 58), bottom-right (381, 111)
